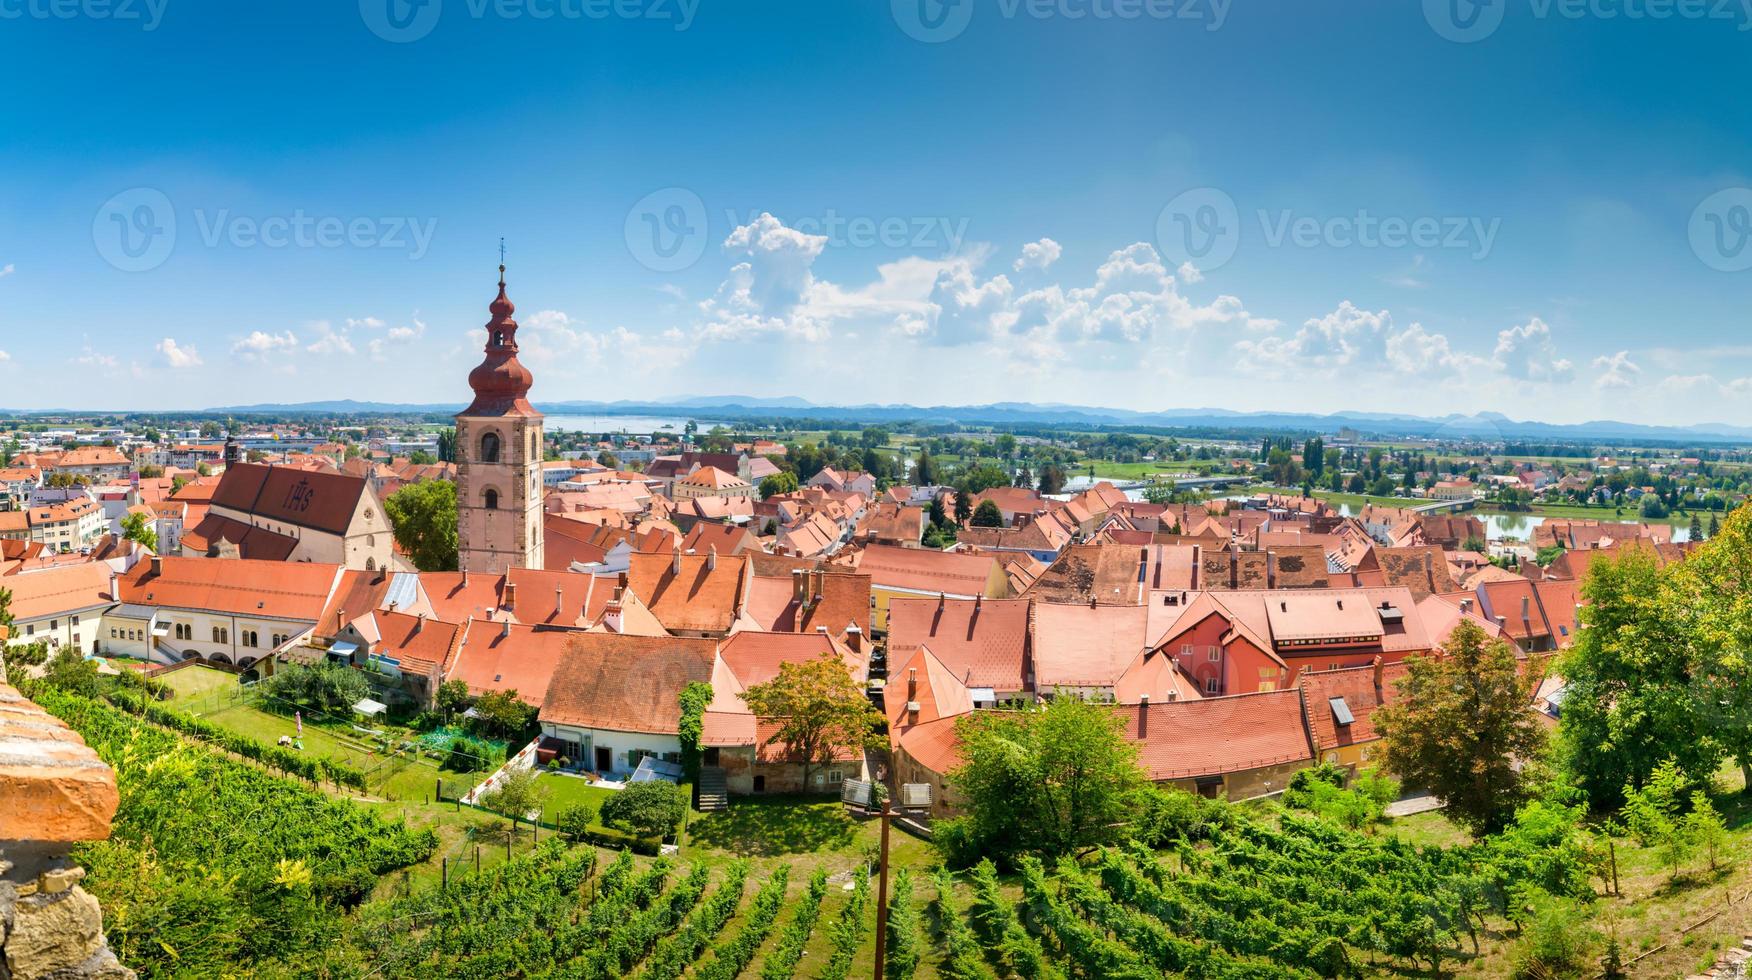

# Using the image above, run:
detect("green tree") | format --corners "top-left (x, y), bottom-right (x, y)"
top-left (759, 471), bottom-right (799, 499)
top-left (1375, 619), bottom-right (1547, 835)
top-left (1667, 504), bottom-right (1752, 788)
top-left (738, 650), bottom-right (885, 791)
top-left (407, 449), bottom-right (437, 465)
top-left (435, 426), bottom-right (457, 463)
top-left (970, 500), bottom-right (1005, 527)
top-left (1037, 464), bottom-right (1067, 495)
top-left (1687, 791), bottom-right (1729, 871)
top-left (942, 696), bottom-right (1145, 864)
top-left (600, 780), bottom-right (688, 840)
top-left (914, 448), bottom-right (937, 486)
top-left (957, 464), bottom-right (1011, 496)
top-left (119, 510), bottom-right (160, 553)
top-left (1558, 549), bottom-right (1722, 809)
top-left (478, 766), bottom-right (549, 831)
top-left (555, 802), bottom-right (595, 843)
top-left (470, 689), bottom-right (535, 739)
top-left (884, 868), bottom-right (921, 980)
top-left (436, 678), bottom-right (471, 716)
top-left (384, 478), bottom-right (458, 572)
top-left (1689, 511), bottom-right (1704, 542)
top-left (260, 662), bottom-right (371, 715)
top-left (42, 648), bottom-right (102, 697)
top-left (952, 489), bottom-right (972, 527)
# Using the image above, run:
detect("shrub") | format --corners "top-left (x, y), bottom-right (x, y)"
top-left (555, 803), bottom-right (595, 842)
top-left (600, 781), bottom-right (688, 841)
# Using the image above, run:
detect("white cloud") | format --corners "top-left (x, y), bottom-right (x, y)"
top-left (1492, 317), bottom-right (1574, 382)
top-left (0, 264), bottom-right (13, 279)
top-left (1236, 302), bottom-right (1482, 381)
top-left (696, 213), bottom-right (833, 342)
top-left (346, 316), bottom-right (386, 330)
top-left (155, 337), bottom-right (202, 369)
top-left (368, 318), bottom-right (427, 360)
top-left (72, 343), bottom-right (119, 371)
top-left (0, 350), bottom-right (10, 362)
top-left (231, 330), bottom-right (299, 361)
top-left (306, 321), bottom-right (356, 356)
top-left (1013, 238), bottom-right (1062, 272)
top-left (1176, 261), bottom-right (1203, 284)
top-left (1592, 350), bottom-right (1641, 390)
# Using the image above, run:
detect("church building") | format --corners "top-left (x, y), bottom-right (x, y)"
top-left (456, 263), bottom-right (545, 573)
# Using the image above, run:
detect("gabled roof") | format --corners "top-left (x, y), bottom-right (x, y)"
top-left (852, 543), bottom-right (1001, 596)
top-left (886, 596), bottom-right (1030, 691)
top-left (118, 557), bottom-right (340, 621)
top-left (360, 610), bottom-right (464, 676)
top-left (1297, 661), bottom-right (1406, 750)
top-left (182, 513), bottom-right (298, 560)
top-left (625, 552), bottom-right (748, 635)
top-left (538, 633), bottom-right (720, 733)
top-left (448, 622), bottom-right (576, 708)
top-left (0, 562), bottom-right (114, 621)
top-left (209, 462), bottom-right (372, 536)
top-left (719, 630), bottom-right (865, 689)
top-left (1031, 601), bottom-right (1150, 689)
top-left (885, 643), bottom-right (977, 730)
top-left (1125, 689), bottom-right (1313, 780)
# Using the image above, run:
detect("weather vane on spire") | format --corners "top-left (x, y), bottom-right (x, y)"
top-left (498, 237), bottom-right (507, 286)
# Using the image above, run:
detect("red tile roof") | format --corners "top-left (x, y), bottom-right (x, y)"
top-left (1297, 661), bottom-right (1406, 751)
top-left (118, 557), bottom-right (340, 621)
top-left (448, 622), bottom-right (576, 708)
top-left (886, 596), bottom-right (1030, 691)
top-left (209, 462), bottom-right (372, 537)
top-left (537, 633), bottom-right (720, 732)
top-left (1125, 689), bottom-right (1313, 779)
top-left (0, 563), bottom-right (113, 621)
top-left (625, 552), bottom-right (749, 635)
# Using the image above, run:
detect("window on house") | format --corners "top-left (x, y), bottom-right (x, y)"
top-left (480, 432), bottom-right (501, 464)
top-left (71, 615), bottom-right (79, 625)
top-left (50, 619), bottom-right (58, 630)
top-left (111, 628), bottom-right (118, 638)
top-left (1207, 647), bottom-right (1221, 662)
top-left (1204, 677), bottom-right (1219, 694)
top-left (213, 626), bottom-right (222, 642)
top-left (1180, 643), bottom-right (1193, 656)
top-left (483, 488), bottom-right (498, 510)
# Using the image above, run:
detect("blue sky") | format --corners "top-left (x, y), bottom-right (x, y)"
top-left (2, 0), bottom-right (1751, 424)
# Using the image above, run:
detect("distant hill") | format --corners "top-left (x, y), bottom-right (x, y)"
top-left (10, 396), bottom-right (1748, 444)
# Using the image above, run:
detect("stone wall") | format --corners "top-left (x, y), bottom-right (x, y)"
top-left (0, 680), bottom-right (133, 980)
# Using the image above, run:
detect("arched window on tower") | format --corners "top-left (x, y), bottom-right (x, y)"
top-left (480, 431), bottom-right (501, 463)
top-left (491, 329), bottom-right (504, 347)
top-left (484, 488), bottom-right (499, 510)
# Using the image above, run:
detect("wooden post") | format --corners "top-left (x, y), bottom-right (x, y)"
top-left (442, 856), bottom-right (448, 889)
top-left (1608, 838), bottom-right (1620, 896)
top-left (436, 776), bottom-right (442, 802)
top-left (475, 846), bottom-right (481, 876)
top-left (873, 805), bottom-right (892, 980)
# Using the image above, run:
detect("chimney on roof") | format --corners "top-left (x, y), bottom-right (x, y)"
top-left (706, 545), bottom-right (718, 571)
top-left (1495, 614), bottom-right (1507, 629)
top-left (1521, 595), bottom-right (1531, 621)
top-left (1138, 694), bottom-right (1149, 739)
top-left (462, 570), bottom-right (469, 586)
top-left (672, 547), bottom-right (682, 576)
top-left (555, 586), bottom-right (564, 615)
top-left (1372, 654), bottom-right (1384, 694)
top-left (618, 570), bottom-right (629, 590)
top-left (414, 612), bottom-right (424, 633)
top-left (501, 620), bottom-right (511, 639)
top-left (907, 667), bottom-right (918, 699)
top-left (1460, 597), bottom-right (1473, 613)
top-left (150, 555), bottom-right (162, 577)
top-left (845, 625), bottom-right (862, 653)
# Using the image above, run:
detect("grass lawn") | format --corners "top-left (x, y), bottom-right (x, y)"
top-left (160, 664), bottom-right (241, 702)
top-left (535, 772), bottom-right (617, 822)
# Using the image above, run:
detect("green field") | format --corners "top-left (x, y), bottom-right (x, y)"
top-left (159, 663), bottom-right (240, 701)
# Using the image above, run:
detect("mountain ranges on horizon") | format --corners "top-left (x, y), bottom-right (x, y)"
top-left (4, 396), bottom-right (1749, 445)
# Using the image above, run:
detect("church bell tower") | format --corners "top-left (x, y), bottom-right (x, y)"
top-left (455, 256), bottom-right (544, 573)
